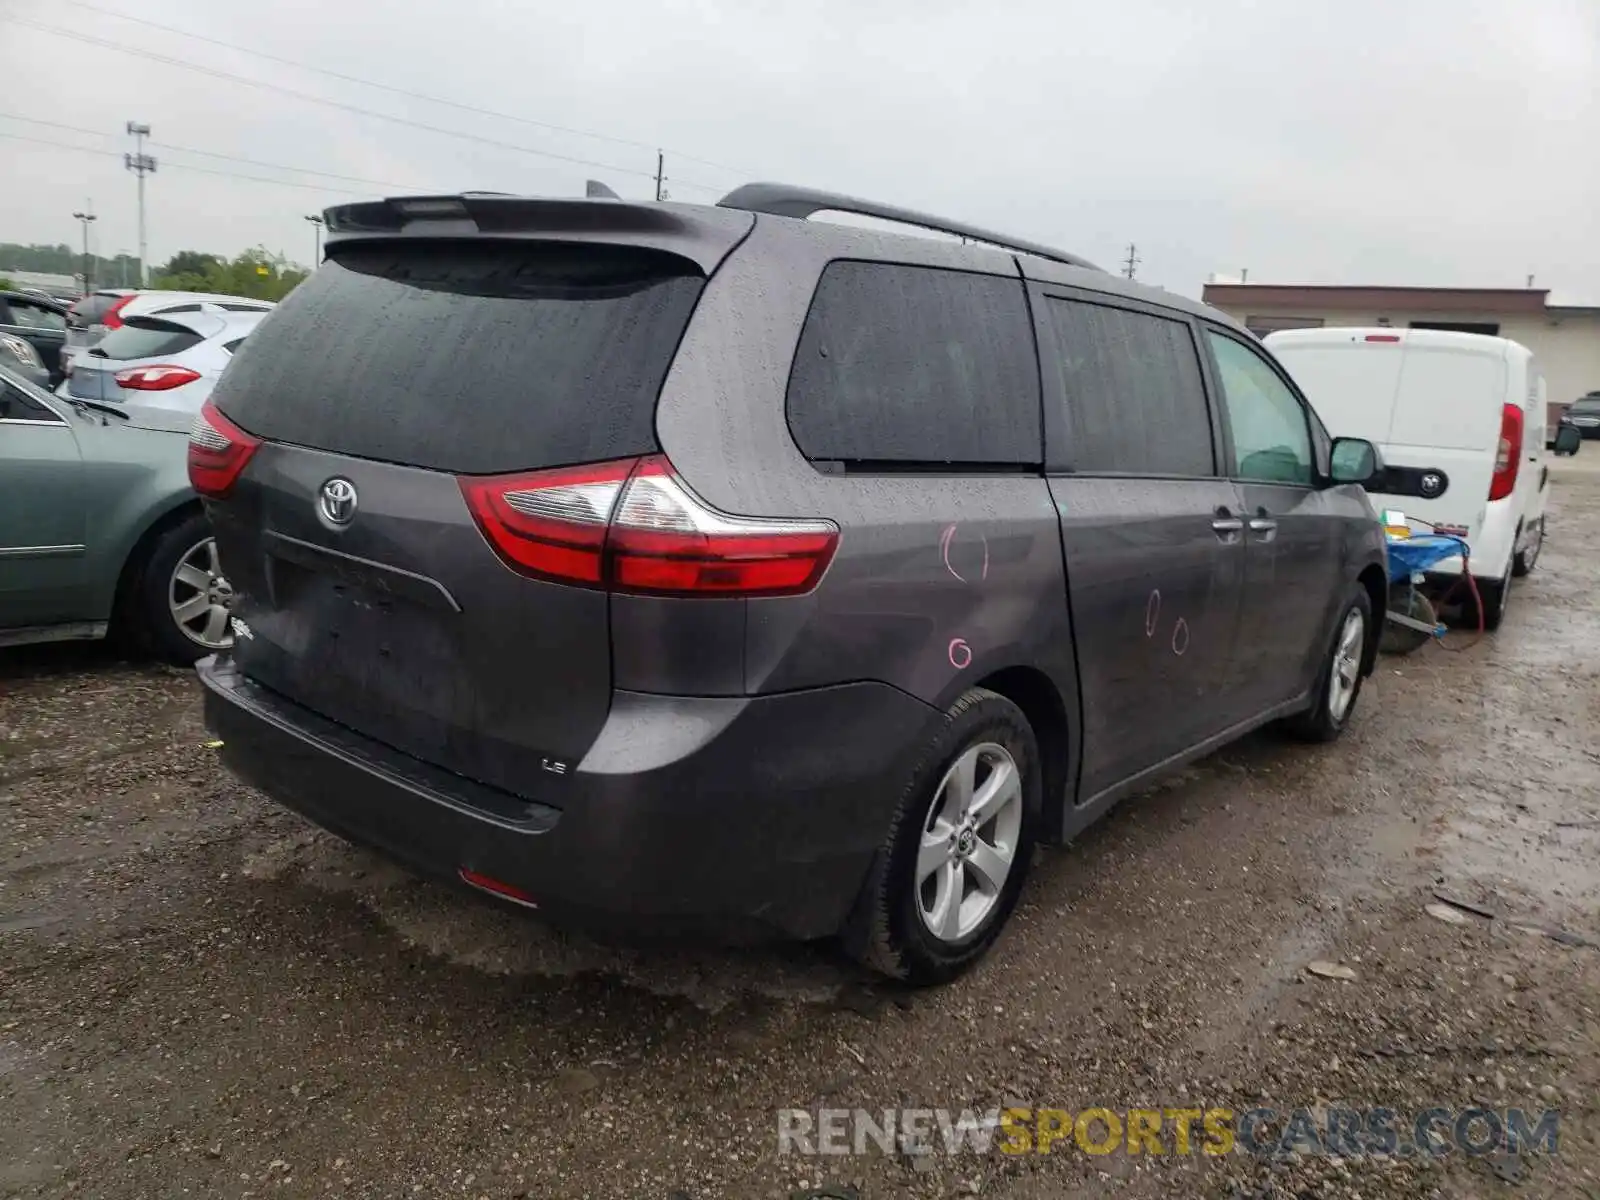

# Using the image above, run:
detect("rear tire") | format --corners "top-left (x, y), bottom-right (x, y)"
top-left (843, 689), bottom-right (1039, 985)
top-left (1512, 519), bottom-right (1542, 577)
top-left (135, 512), bottom-right (234, 667)
top-left (1284, 586), bottom-right (1371, 743)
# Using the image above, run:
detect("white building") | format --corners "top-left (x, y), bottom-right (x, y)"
top-left (1200, 284), bottom-right (1600, 425)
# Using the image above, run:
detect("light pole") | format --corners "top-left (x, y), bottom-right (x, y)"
top-left (304, 214), bottom-right (325, 264)
top-left (71, 204), bottom-right (98, 293)
top-left (125, 122), bottom-right (156, 286)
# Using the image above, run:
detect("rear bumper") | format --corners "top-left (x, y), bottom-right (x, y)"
top-left (199, 656), bottom-right (935, 942)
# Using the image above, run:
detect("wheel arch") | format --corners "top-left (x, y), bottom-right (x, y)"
top-left (109, 496), bottom-right (207, 632)
top-left (971, 664), bottom-right (1072, 844)
top-left (1356, 562), bottom-right (1386, 677)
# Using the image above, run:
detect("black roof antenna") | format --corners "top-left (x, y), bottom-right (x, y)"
top-left (586, 180), bottom-right (622, 199)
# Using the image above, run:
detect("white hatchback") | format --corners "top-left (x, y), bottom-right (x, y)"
top-left (64, 289), bottom-right (274, 361)
top-left (62, 306), bottom-right (269, 430)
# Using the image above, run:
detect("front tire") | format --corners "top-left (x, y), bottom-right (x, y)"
top-left (135, 512), bottom-right (234, 667)
top-left (844, 689), bottom-right (1039, 985)
top-left (1284, 586), bottom-right (1371, 743)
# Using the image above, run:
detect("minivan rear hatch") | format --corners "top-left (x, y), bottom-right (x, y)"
top-left (203, 212), bottom-right (746, 797)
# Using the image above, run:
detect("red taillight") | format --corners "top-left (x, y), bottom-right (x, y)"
top-left (1489, 403), bottom-right (1523, 501)
top-left (187, 399), bottom-right (261, 499)
top-left (114, 364), bottom-right (202, 391)
top-left (458, 454), bottom-right (840, 598)
top-left (102, 294), bottom-right (135, 330)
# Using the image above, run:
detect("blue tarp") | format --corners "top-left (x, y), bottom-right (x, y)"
top-left (1386, 534), bottom-right (1469, 583)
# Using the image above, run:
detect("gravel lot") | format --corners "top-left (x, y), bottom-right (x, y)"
top-left (4, 461), bottom-right (1598, 1200)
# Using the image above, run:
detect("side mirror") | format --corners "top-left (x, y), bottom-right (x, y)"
top-left (1554, 425), bottom-right (1582, 456)
top-left (1329, 437), bottom-right (1380, 484)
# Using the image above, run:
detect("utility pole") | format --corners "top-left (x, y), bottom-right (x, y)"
top-left (304, 214), bottom-right (325, 264)
top-left (71, 203), bottom-right (98, 293)
top-left (654, 150), bottom-right (666, 202)
top-left (125, 122), bottom-right (156, 286)
top-left (1121, 243), bottom-right (1140, 280)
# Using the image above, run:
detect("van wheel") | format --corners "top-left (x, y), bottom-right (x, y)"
top-left (1512, 520), bottom-right (1542, 577)
top-left (1284, 586), bottom-right (1371, 743)
top-left (136, 512), bottom-right (234, 666)
top-left (843, 689), bottom-right (1038, 985)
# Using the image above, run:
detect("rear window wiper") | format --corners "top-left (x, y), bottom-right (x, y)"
top-left (66, 396), bottom-right (130, 422)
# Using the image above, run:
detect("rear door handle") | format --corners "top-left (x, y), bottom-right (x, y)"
top-left (1212, 517), bottom-right (1244, 541)
top-left (1248, 518), bottom-right (1277, 532)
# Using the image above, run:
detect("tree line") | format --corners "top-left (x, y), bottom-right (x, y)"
top-left (1, 243), bottom-right (310, 301)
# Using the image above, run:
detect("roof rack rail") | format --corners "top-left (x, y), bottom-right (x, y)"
top-left (717, 182), bottom-right (1104, 273)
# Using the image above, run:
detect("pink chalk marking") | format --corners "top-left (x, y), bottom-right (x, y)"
top-left (1145, 589), bottom-right (1161, 637)
top-left (948, 638), bottom-right (972, 670)
top-left (1171, 618), bottom-right (1189, 657)
top-left (939, 524), bottom-right (989, 583)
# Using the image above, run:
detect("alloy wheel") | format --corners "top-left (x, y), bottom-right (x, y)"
top-left (915, 742), bottom-right (1024, 943)
top-left (169, 537), bottom-right (234, 650)
top-left (1328, 608), bottom-right (1364, 722)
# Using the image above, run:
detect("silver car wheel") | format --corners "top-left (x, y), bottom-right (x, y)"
top-left (916, 742), bottom-right (1023, 944)
top-left (1328, 608), bottom-right (1364, 722)
top-left (169, 537), bottom-right (234, 650)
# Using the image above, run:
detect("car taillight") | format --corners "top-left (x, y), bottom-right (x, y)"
top-left (114, 364), bottom-right (202, 390)
top-left (1489, 403), bottom-right (1523, 501)
top-left (102, 295), bottom-right (135, 330)
top-left (459, 454), bottom-right (839, 597)
top-left (188, 399), bottom-right (261, 498)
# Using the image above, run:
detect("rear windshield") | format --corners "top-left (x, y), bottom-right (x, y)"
top-left (93, 317), bottom-right (203, 361)
top-left (1570, 398), bottom-right (1600, 413)
top-left (214, 241), bottom-right (706, 474)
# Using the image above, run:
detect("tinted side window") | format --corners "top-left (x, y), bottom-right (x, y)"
top-left (1207, 332), bottom-right (1313, 485)
top-left (786, 262), bottom-right (1040, 466)
top-left (0, 379), bottom-right (61, 422)
top-left (1042, 298), bottom-right (1214, 475)
top-left (10, 302), bottom-right (66, 331)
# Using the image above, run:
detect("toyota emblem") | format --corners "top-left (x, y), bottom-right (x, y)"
top-left (318, 477), bottom-right (358, 526)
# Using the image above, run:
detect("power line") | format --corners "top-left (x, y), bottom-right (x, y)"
top-left (0, 113), bottom-right (432, 194)
top-left (0, 131), bottom-right (397, 198)
top-left (66, 0), bottom-right (754, 178)
top-left (2, 16), bottom-right (727, 194)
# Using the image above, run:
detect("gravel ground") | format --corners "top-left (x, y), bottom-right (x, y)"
top-left (3, 462), bottom-right (1598, 1200)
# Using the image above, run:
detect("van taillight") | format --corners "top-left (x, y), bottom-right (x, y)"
top-left (188, 399), bottom-right (261, 498)
top-left (1489, 403), bottom-right (1523, 501)
top-left (459, 455), bottom-right (839, 597)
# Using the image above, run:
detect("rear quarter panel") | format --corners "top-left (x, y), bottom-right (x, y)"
top-left (651, 218), bottom-right (1082, 798)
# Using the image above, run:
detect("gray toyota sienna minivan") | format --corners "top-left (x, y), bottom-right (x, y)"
top-left (193, 184), bottom-right (1390, 983)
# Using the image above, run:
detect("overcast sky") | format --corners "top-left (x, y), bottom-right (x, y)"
top-left (1, 0), bottom-right (1596, 297)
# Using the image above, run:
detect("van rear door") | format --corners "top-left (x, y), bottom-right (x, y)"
top-left (198, 209), bottom-right (749, 799)
top-left (1270, 332), bottom-right (1503, 544)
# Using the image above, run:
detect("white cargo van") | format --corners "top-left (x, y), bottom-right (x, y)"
top-left (1266, 328), bottom-right (1548, 630)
